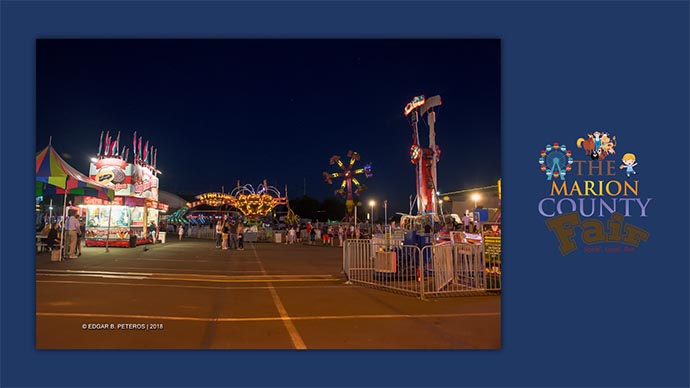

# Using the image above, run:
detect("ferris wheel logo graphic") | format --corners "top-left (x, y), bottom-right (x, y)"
top-left (539, 142), bottom-right (573, 180)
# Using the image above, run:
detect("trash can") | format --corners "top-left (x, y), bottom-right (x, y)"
top-left (274, 233), bottom-right (282, 243)
top-left (158, 232), bottom-right (166, 244)
top-left (129, 235), bottom-right (137, 248)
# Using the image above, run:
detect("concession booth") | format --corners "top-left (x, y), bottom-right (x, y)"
top-left (79, 131), bottom-right (167, 247)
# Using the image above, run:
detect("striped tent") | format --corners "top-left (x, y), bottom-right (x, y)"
top-left (36, 143), bottom-right (115, 260)
top-left (36, 144), bottom-right (114, 201)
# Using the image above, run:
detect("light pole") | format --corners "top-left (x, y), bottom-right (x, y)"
top-left (354, 203), bottom-right (357, 234)
top-left (369, 200), bottom-right (375, 236)
top-left (471, 193), bottom-right (481, 210)
top-left (384, 200), bottom-right (388, 228)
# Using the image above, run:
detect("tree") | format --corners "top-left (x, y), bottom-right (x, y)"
top-left (320, 196), bottom-right (346, 221)
top-left (289, 195), bottom-right (320, 220)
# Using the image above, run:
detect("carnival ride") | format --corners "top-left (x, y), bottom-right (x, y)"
top-left (323, 150), bottom-right (373, 220)
top-left (168, 181), bottom-right (288, 224)
top-left (282, 185), bottom-right (300, 226)
top-left (404, 95), bottom-right (442, 215)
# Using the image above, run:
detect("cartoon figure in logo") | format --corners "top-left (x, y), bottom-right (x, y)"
top-left (598, 133), bottom-right (616, 159)
top-left (538, 142), bottom-right (573, 180)
top-left (619, 153), bottom-right (638, 178)
top-left (577, 131), bottom-right (615, 160)
top-left (592, 131), bottom-right (602, 152)
top-left (576, 134), bottom-right (596, 158)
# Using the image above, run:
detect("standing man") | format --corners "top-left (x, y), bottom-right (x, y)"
top-left (65, 210), bottom-right (80, 259)
top-left (229, 220), bottom-right (238, 250)
top-left (76, 216), bottom-right (86, 257)
top-left (237, 222), bottom-right (245, 250)
top-left (461, 213), bottom-right (471, 232)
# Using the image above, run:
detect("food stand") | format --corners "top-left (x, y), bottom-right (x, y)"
top-left (82, 131), bottom-right (166, 247)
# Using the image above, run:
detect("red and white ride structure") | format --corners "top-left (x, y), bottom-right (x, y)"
top-left (404, 94), bottom-right (442, 215)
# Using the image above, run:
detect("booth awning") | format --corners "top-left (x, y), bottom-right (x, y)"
top-left (36, 145), bottom-right (114, 201)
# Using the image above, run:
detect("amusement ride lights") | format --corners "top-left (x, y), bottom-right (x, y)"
top-left (323, 150), bottom-right (373, 219)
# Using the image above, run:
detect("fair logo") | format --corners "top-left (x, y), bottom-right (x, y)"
top-left (537, 132), bottom-right (650, 255)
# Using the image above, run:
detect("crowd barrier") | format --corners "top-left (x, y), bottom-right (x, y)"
top-left (180, 227), bottom-right (274, 242)
top-left (343, 239), bottom-right (501, 298)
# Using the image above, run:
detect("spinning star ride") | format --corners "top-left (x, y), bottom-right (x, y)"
top-left (323, 150), bottom-right (373, 217)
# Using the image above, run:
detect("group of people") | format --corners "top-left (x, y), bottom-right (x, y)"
top-left (215, 220), bottom-right (245, 250)
top-left (286, 223), bottom-right (356, 247)
top-left (39, 210), bottom-right (86, 258)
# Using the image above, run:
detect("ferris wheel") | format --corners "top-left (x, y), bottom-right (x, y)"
top-left (539, 142), bottom-right (573, 180)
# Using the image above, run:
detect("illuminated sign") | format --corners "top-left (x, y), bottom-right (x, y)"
top-left (89, 158), bottom-right (133, 195)
top-left (132, 164), bottom-right (159, 201)
top-left (125, 197), bottom-right (146, 207)
top-left (197, 192), bottom-right (235, 202)
top-left (79, 196), bottom-right (124, 206)
top-left (145, 199), bottom-right (168, 211)
top-left (404, 95), bottom-right (426, 116)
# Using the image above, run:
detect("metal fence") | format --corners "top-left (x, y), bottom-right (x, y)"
top-left (183, 227), bottom-right (275, 242)
top-left (343, 239), bottom-right (501, 298)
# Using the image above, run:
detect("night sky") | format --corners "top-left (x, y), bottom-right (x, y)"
top-left (36, 39), bottom-right (500, 214)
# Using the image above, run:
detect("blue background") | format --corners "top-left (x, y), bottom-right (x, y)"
top-left (2, 1), bottom-right (688, 387)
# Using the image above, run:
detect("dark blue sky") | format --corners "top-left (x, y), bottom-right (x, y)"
top-left (37, 39), bottom-right (500, 213)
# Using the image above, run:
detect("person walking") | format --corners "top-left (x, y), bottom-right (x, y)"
top-left (215, 221), bottom-right (223, 249)
top-left (288, 226), bottom-right (296, 244)
top-left (178, 224), bottom-right (184, 240)
top-left (148, 221), bottom-right (157, 243)
top-left (338, 226), bottom-right (344, 247)
top-left (237, 222), bottom-right (245, 250)
top-left (327, 225), bottom-right (334, 247)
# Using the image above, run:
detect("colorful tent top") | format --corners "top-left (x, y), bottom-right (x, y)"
top-left (36, 145), bottom-right (114, 201)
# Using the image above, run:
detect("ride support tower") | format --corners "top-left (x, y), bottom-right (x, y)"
top-left (404, 95), bottom-right (442, 215)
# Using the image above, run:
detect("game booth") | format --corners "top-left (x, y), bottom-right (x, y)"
top-left (80, 131), bottom-right (168, 247)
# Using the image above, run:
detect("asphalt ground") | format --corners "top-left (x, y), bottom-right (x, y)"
top-left (36, 238), bottom-right (500, 349)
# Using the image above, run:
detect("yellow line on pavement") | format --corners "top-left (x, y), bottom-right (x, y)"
top-left (37, 269), bottom-right (153, 276)
top-left (37, 280), bottom-right (347, 290)
top-left (37, 269), bottom-right (336, 279)
top-left (36, 311), bottom-right (500, 322)
top-left (251, 242), bottom-right (307, 350)
top-left (36, 273), bottom-right (341, 284)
